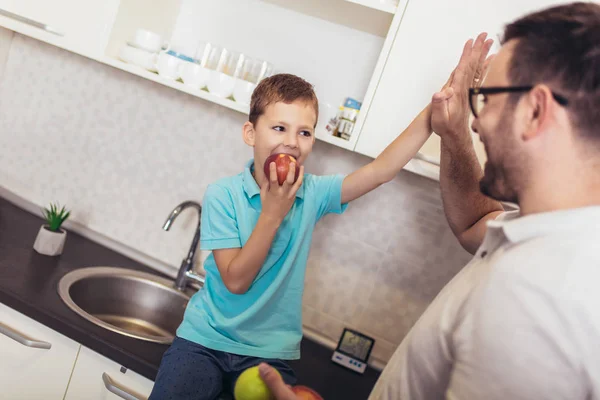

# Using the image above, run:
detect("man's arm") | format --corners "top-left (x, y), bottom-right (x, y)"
top-left (439, 136), bottom-right (503, 254)
top-left (430, 33), bottom-right (503, 254)
top-left (341, 105), bottom-right (433, 204)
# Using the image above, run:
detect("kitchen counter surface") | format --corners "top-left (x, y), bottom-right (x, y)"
top-left (0, 197), bottom-right (380, 398)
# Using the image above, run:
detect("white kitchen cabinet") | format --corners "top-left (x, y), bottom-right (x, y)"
top-left (0, 0), bottom-right (120, 58)
top-left (0, 302), bottom-right (80, 400)
top-left (354, 0), bottom-right (567, 179)
top-left (64, 346), bottom-right (154, 400)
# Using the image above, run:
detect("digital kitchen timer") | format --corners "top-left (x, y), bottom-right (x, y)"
top-left (331, 328), bottom-right (375, 374)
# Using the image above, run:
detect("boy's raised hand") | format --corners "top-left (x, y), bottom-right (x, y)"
top-left (260, 162), bottom-right (304, 223)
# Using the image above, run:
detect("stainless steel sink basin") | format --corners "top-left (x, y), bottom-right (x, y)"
top-left (58, 267), bottom-right (192, 344)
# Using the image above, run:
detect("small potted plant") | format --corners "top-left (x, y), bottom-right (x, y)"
top-left (33, 203), bottom-right (71, 256)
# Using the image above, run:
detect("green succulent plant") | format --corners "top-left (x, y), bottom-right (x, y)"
top-left (42, 203), bottom-right (70, 232)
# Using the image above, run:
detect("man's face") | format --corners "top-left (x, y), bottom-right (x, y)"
top-left (471, 41), bottom-right (525, 204)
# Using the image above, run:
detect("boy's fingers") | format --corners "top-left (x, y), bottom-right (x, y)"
top-left (291, 166), bottom-right (304, 193)
top-left (269, 162), bottom-right (278, 185)
top-left (285, 163), bottom-right (296, 185)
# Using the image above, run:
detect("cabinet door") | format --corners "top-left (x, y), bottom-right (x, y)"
top-left (355, 0), bottom-right (566, 177)
top-left (64, 346), bottom-right (154, 400)
top-left (0, 0), bottom-right (119, 57)
top-left (0, 302), bottom-right (80, 400)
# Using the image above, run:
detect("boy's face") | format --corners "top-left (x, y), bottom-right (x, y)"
top-left (243, 100), bottom-right (317, 183)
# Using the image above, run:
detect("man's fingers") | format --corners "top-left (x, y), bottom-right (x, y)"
top-left (259, 363), bottom-right (297, 400)
top-left (471, 32), bottom-right (489, 67)
top-left (473, 39), bottom-right (494, 85)
top-left (432, 87), bottom-right (454, 103)
top-left (478, 53), bottom-right (495, 87)
top-left (451, 38), bottom-right (474, 86)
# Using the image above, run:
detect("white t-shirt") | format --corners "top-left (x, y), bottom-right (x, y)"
top-left (369, 207), bottom-right (600, 400)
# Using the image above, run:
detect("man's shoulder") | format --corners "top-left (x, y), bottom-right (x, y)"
top-left (490, 228), bottom-right (600, 302)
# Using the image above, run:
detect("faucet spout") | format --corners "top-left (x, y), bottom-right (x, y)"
top-left (163, 201), bottom-right (204, 291)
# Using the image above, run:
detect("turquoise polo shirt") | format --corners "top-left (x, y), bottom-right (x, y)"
top-left (177, 160), bottom-right (347, 359)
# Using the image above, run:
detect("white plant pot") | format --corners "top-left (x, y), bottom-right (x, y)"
top-left (33, 225), bottom-right (66, 256)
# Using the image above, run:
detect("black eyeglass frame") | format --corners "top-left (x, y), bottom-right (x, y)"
top-left (468, 86), bottom-right (569, 117)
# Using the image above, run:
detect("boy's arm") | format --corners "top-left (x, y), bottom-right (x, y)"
top-left (214, 164), bottom-right (304, 295)
top-left (212, 213), bottom-right (280, 295)
top-left (341, 105), bottom-right (432, 204)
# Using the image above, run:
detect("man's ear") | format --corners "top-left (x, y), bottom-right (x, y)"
top-left (243, 121), bottom-right (256, 146)
top-left (523, 85), bottom-right (552, 142)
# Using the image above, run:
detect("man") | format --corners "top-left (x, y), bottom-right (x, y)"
top-left (261, 2), bottom-right (600, 399)
top-left (371, 2), bottom-right (600, 399)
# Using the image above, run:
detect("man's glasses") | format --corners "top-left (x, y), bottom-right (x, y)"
top-left (468, 86), bottom-right (569, 118)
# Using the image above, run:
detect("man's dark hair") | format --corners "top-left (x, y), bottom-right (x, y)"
top-left (503, 2), bottom-right (600, 139)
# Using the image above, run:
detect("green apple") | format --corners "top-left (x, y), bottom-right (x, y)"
top-left (234, 366), bottom-right (279, 400)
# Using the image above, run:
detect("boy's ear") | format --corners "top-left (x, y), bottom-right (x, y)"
top-left (242, 121), bottom-right (256, 146)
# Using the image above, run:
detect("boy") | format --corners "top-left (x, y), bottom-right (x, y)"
top-left (150, 73), bottom-right (434, 400)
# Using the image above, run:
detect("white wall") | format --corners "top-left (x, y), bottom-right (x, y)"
top-left (0, 27), bottom-right (13, 77)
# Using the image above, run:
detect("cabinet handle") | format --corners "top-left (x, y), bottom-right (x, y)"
top-left (102, 373), bottom-right (147, 400)
top-left (0, 322), bottom-right (52, 349)
top-left (0, 8), bottom-right (64, 36)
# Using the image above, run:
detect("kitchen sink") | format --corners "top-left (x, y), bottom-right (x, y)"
top-left (58, 267), bottom-right (192, 344)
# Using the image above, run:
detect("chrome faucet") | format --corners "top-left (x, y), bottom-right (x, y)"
top-left (163, 201), bottom-right (205, 291)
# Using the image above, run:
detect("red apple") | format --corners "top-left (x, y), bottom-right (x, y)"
top-left (291, 385), bottom-right (323, 400)
top-left (263, 153), bottom-right (300, 185)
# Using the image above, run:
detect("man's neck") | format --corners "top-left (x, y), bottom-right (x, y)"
top-left (518, 173), bottom-right (600, 215)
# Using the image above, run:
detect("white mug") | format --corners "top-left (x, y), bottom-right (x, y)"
top-left (156, 51), bottom-right (182, 80)
top-left (133, 29), bottom-right (162, 53)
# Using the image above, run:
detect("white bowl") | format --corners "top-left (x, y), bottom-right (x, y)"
top-left (118, 44), bottom-right (157, 72)
top-left (132, 29), bottom-right (162, 53)
top-left (181, 63), bottom-right (211, 90)
top-left (207, 71), bottom-right (236, 98)
top-left (233, 79), bottom-right (257, 106)
top-left (156, 51), bottom-right (182, 80)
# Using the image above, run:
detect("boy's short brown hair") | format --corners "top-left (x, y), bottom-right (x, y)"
top-left (249, 74), bottom-right (319, 126)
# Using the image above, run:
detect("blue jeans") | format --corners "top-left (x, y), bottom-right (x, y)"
top-left (149, 337), bottom-right (297, 400)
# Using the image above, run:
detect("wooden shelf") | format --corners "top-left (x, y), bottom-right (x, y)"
top-left (345, 0), bottom-right (397, 14)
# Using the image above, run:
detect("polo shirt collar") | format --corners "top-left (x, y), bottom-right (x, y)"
top-left (487, 206), bottom-right (600, 243)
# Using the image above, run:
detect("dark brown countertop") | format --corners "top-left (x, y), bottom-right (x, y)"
top-left (0, 196), bottom-right (380, 398)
